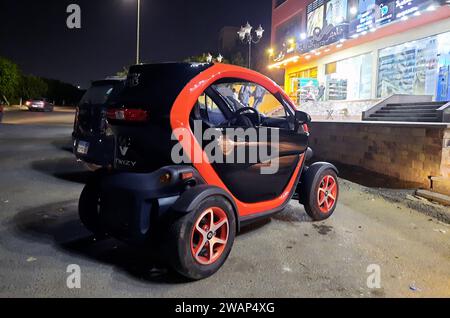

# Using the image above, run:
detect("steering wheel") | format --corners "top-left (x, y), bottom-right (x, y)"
top-left (229, 107), bottom-right (261, 127)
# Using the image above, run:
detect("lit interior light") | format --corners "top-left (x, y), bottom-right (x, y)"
top-left (401, 15), bottom-right (409, 21)
top-left (426, 5), bottom-right (436, 11)
top-left (300, 33), bottom-right (307, 40)
top-left (370, 28), bottom-right (377, 32)
top-left (336, 43), bottom-right (343, 48)
top-left (324, 48), bottom-right (331, 52)
top-left (413, 11), bottom-right (421, 16)
top-left (305, 55), bottom-right (311, 59)
top-left (350, 7), bottom-right (358, 15)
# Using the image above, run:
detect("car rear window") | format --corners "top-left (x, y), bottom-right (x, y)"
top-left (80, 81), bottom-right (122, 105)
top-left (107, 63), bottom-right (212, 117)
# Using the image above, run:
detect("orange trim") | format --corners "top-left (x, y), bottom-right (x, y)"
top-left (170, 63), bottom-right (304, 217)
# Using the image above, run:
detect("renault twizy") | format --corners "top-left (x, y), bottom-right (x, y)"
top-left (78, 63), bottom-right (339, 280)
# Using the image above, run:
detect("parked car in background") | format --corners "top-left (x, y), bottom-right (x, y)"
top-left (25, 98), bottom-right (54, 112)
top-left (0, 104), bottom-right (4, 123)
top-left (72, 78), bottom-right (125, 169)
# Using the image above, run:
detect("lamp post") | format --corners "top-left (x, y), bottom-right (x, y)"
top-left (136, 0), bottom-right (141, 64)
top-left (237, 22), bottom-right (264, 69)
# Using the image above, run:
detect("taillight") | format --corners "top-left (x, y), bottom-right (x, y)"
top-left (106, 108), bottom-right (149, 122)
top-left (25, 101), bottom-right (31, 106)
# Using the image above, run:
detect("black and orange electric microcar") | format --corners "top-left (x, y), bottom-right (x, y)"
top-left (78, 63), bottom-right (339, 280)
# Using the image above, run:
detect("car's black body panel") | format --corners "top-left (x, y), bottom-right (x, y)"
top-left (98, 166), bottom-right (204, 244)
top-left (107, 63), bottom-right (213, 172)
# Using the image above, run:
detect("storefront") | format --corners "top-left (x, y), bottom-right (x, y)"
top-left (270, 0), bottom-right (450, 108)
top-left (377, 32), bottom-right (450, 100)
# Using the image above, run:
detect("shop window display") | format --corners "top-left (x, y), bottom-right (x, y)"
top-left (377, 32), bottom-right (450, 99)
top-left (325, 53), bottom-right (373, 101)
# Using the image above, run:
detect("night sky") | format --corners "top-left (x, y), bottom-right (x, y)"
top-left (1, 0), bottom-right (272, 88)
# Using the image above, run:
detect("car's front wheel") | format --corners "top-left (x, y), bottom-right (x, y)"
top-left (166, 196), bottom-right (236, 280)
top-left (303, 169), bottom-right (339, 221)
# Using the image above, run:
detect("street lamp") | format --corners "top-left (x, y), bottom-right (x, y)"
top-left (238, 22), bottom-right (264, 69)
top-left (136, 0), bottom-right (141, 64)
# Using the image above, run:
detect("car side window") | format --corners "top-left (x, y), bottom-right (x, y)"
top-left (195, 93), bottom-right (227, 127)
top-left (214, 82), bottom-right (287, 118)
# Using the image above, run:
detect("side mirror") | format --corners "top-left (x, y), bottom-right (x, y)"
top-left (295, 111), bottom-right (311, 124)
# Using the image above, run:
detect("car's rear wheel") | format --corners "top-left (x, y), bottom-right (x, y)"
top-left (166, 196), bottom-right (236, 280)
top-left (78, 177), bottom-right (106, 237)
top-left (303, 169), bottom-right (339, 221)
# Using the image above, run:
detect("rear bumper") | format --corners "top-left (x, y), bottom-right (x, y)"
top-left (97, 166), bottom-right (203, 244)
top-left (73, 134), bottom-right (114, 167)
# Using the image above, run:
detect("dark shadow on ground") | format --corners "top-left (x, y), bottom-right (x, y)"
top-left (312, 159), bottom-right (423, 189)
top-left (31, 157), bottom-right (92, 184)
top-left (9, 198), bottom-right (311, 285)
top-left (10, 200), bottom-right (189, 284)
top-left (51, 138), bottom-right (74, 153)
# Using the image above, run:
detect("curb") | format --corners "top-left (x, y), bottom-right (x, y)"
top-left (415, 189), bottom-right (450, 207)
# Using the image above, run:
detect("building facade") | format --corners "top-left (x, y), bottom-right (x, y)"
top-left (270, 0), bottom-right (450, 114)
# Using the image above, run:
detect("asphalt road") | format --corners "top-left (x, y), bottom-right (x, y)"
top-left (0, 108), bottom-right (449, 297)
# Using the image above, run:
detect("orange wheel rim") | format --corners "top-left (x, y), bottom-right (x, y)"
top-left (190, 207), bottom-right (229, 265)
top-left (317, 175), bottom-right (338, 214)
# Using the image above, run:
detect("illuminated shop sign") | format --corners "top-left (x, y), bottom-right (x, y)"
top-left (349, 0), bottom-right (444, 35)
top-left (302, 0), bottom-right (348, 52)
top-left (299, 24), bottom-right (348, 52)
top-left (293, 0), bottom-right (444, 55)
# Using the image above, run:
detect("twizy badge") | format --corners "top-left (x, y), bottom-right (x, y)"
top-left (118, 137), bottom-right (130, 156)
top-left (119, 145), bottom-right (129, 156)
top-left (116, 137), bottom-right (137, 167)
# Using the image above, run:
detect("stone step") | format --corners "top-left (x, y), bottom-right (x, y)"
top-left (431, 176), bottom-right (450, 197)
top-left (387, 102), bottom-right (447, 107)
top-left (372, 113), bottom-right (437, 117)
top-left (376, 109), bottom-right (437, 114)
top-left (384, 105), bottom-right (441, 110)
top-left (366, 117), bottom-right (440, 122)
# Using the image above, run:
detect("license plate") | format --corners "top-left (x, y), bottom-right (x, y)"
top-left (77, 141), bottom-right (89, 155)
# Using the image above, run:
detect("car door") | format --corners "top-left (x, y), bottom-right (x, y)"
top-left (193, 81), bottom-right (308, 204)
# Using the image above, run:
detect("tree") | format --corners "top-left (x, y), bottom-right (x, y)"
top-left (229, 52), bottom-right (246, 68)
top-left (116, 66), bottom-right (129, 78)
top-left (184, 53), bottom-right (230, 64)
top-left (0, 57), bottom-right (20, 104)
top-left (18, 75), bottom-right (48, 100)
top-left (42, 78), bottom-right (84, 106)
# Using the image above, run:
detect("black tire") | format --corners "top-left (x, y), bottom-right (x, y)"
top-left (303, 169), bottom-right (339, 221)
top-left (166, 196), bottom-right (236, 280)
top-left (78, 179), bottom-right (104, 236)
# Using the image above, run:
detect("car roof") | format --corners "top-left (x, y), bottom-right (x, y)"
top-left (91, 79), bottom-right (124, 86)
top-left (128, 62), bottom-right (213, 77)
